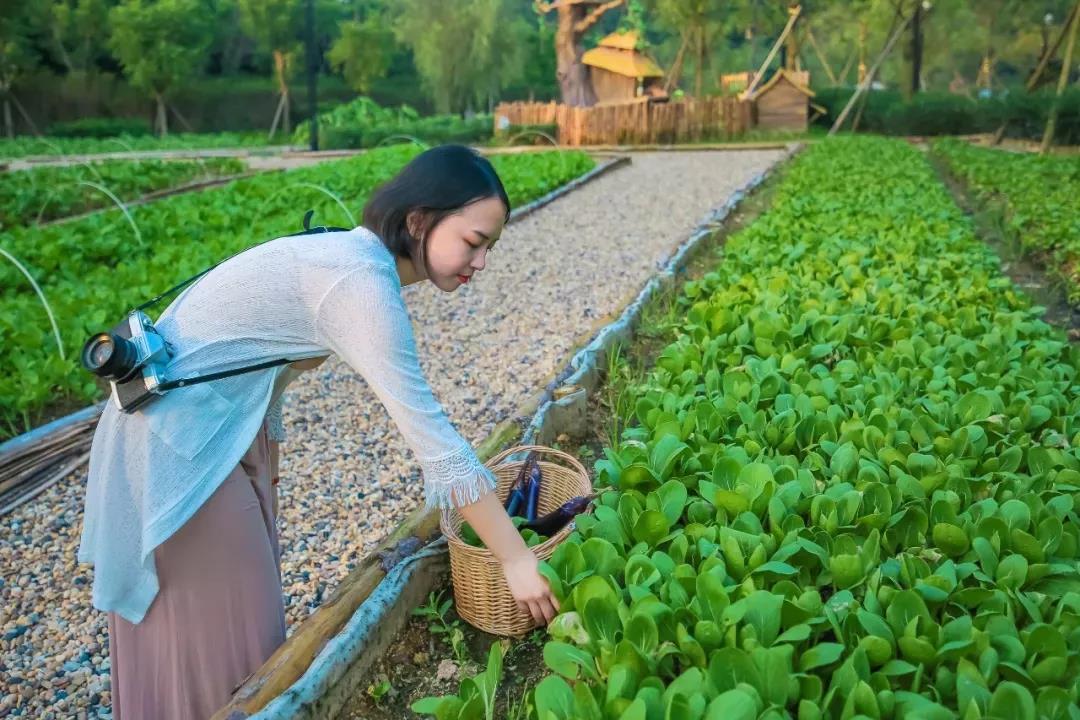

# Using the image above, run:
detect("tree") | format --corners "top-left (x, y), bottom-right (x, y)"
top-left (535, 0), bottom-right (627, 106)
top-left (0, 1), bottom-right (41, 137)
top-left (237, 0), bottom-right (301, 137)
top-left (393, 0), bottom-right (528, 114)
top-left (651, 0), bottom-right (726, 97)
top-left (108, 0), bottom-right (209, 136)
top-left (49, 0), bottom-right (112, 75)
top-left (327, 2), bottom-right (393, 94)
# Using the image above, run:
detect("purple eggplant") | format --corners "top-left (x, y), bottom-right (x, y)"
top-left (505, 487), bottom-right (525, 517)
top-left (525, 460), bottom-right (542, 522)
top-left (523, 495), bottom-right (596, 536)
top-left (504, 451), bottom-right (539, 512)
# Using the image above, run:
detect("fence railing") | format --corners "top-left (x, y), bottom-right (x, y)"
top-left (494, 96), bottom-right (752, 146)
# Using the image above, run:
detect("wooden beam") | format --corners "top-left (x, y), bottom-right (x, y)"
top-left (829, 9), bottom-right (913, 135)
top-left (574, 0), bottom-right (626, 34)
top-left (805, 26), bottom-right (838, 85)
top-left (993, 1), bottom-right (1080, 145)
top-left (741, 4), bottom-right (802, 99)
top-left (1041, 0), bottom-right (1080, 153)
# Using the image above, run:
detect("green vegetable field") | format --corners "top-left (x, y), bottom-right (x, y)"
top-left (0, 131), bottom-right (274, 160)
top-left (932, 140), bottom-right (1080, 305)
top-left (517, 137), bottom-right (1080, 720)
top-left (0, 147), bottom-right (595, 438)
top-left (0, 158), bottom-right (246, 229)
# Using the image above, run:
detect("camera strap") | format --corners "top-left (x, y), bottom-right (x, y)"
top-left (137, 210), bottom-right (350, 391)
top-left (134, 210), bottom-right (351, 313)
top-left (157, 356), bottom-right (305, 392)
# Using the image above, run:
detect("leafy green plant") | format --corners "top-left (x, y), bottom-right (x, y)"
top-left (461, 516), bottom-right (548, 550)
top-left (532, 136), bottom-right (1080, 719)
top-left (411, 640), bottom-right (505, 720)
top-left (932, 138), bottom-right (1080, 305)
top-left (413, 590), bottom-right (471, 666)
top-left (0, 158), bottom-right (244, 229)
top-left (0, 131), bottom-right (275, 160)
top-left (366, 677), bottom-right (393, 705)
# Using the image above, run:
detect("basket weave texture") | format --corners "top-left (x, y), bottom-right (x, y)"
top-left (440, 444), bottom-right (592, 637)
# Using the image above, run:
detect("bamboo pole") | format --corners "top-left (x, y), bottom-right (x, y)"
top-left (991, 1), bottom-right (1078, 145)
top-left (829, 11), bottom-right (913, 135)
top-left (1041, 0), bottom-right (1080, 154)
top-left (805, 26), bottom-right (838, 85)
top-left (741, 4), bottom-right (802, 99)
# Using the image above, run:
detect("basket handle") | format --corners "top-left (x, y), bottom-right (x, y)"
top-left (485, 444), bottom-right (589, 481)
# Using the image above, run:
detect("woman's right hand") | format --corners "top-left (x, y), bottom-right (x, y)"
top-left (455, 489), bottom-right (560, 626)
top-left (502, 549), bottom-right (560, 626)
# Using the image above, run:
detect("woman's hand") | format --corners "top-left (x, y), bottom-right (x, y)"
top-left (501, 548), bottom-right (560, 625)
top-left (456, 489), bottom-right (560, 625)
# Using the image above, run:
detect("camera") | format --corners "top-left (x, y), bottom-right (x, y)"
top-left (81, 310), bottom-right (173, 413)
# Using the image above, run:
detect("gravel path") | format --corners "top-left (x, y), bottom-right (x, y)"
top-left (0, 149), bottom-right (785, 717)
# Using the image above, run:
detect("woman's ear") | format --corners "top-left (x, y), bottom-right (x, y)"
top-left (405, 209), bottom-right (426, 240)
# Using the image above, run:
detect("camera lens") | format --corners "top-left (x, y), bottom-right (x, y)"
top-left (81, 332), bottom-right (139, 380)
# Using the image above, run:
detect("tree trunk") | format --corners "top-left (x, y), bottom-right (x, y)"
top-left (910, 3), bottom-right (923, 96)
top-left (273, 50), bottom-right (292, 135)
top-left (554, 4), bottom-right (596, 107)
top-left (695, 25), bottom-right (705, 98)
top-left (3, 97), bottom-right (12, 139)
top-left (155, 94), bottom-right (169, 137)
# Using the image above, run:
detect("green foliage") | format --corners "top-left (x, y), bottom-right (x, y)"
top-left (292, 95), bottom-right (419, 145)
top-left (536, 136), bottom-right (1080, 719)
top-left (814, 87), bottom-right (1080, 143)
top-left (0, 132), bottom-right (275, 160)
top-left (391, 0), bottom-right (527, 114)
top-left (0, 147), bottom-right (594, 437)
top-left (327, 17), bottom-right (394, 95)
top-left (933, 138), bottom-right (1080, 304)
top-left (0, 158), bottom-right (245, 229)
top-left (46, 116), bottom-right (153, 139)
top-left (107, 0), bottom-right (210, 99)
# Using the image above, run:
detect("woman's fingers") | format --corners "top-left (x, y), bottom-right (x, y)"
top-left (539, 596), bottom-right (557, 624)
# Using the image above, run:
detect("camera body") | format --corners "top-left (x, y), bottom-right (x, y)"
top-left (82, 311), bottom-right (173, 413)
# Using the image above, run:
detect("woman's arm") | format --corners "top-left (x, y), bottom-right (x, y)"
top-left (314, 262), bottom-right (559, 624)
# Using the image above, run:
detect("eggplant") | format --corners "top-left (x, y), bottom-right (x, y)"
top-left (505, 487), bottom-right (525, 517)
top-left (523, 495), bottom-right (596, 536)
top-left (525, 460), bottom-right (542, 521)
top-left (504, 451), bottom-right (539, 515)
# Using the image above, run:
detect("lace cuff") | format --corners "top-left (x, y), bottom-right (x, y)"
top-left (266, 395), bottom-right (287, 443)
top-left (419, 442), bottom-right (498, 510)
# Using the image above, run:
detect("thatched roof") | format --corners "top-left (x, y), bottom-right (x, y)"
top-left (583, 31), bottom-right (663, 79)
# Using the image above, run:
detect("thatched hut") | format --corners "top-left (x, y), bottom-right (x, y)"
top-left (582, 31), bottom-right (667, 105)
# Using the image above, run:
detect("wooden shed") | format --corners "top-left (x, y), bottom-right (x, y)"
top-left (746, 68), bottom-right (815, 131)
top-left (582, 31), bottom-right (667, 105)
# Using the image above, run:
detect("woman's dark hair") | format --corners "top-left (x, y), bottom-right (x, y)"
top-left (362, 144), bottom-right (511, 276)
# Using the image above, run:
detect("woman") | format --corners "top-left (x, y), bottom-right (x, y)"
top-left (77, 144), bottom-right (559, 718)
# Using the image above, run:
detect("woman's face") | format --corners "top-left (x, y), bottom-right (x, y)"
top-left (420, 195), bottom-right (507, 293)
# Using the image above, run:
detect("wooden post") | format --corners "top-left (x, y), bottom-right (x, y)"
top-left (830, 11), bottom-right (913, 135)
top-left (1041, 0), bottom-right (1080, 154)
top-left (741, 5), bottom-right (802, 99)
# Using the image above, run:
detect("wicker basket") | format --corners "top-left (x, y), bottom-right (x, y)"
top-left (441, 444), bottom-right (592, 637)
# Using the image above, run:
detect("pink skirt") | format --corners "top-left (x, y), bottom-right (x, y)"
top-left (107, 420), bottom-right (286, 719)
